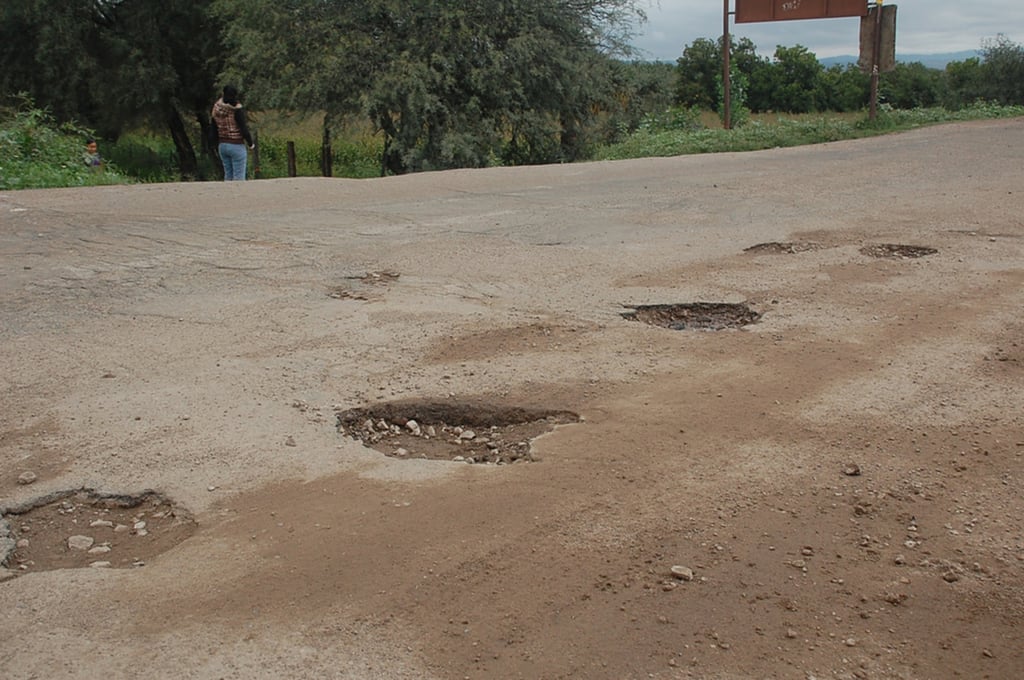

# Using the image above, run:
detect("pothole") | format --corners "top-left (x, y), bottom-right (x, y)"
top-left (337, 398), bottom-right (580, 464)
top-left (1, 489), bottom-right (197, 579)
top-left (744, 241), bottom-right (823, 254)
top-left (327, 270), bottom-right (400, 300)
top-left (860, 244), bottom-right (938, 259)
top-left (622, 303), bottom-right (761, 330)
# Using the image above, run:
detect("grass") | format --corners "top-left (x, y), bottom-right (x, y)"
top-left (0, 102), bottom-right (131, 190)
top-left (103, 111), bottom-right (384, 182)
top-left (5, 98), bottom-right (1022, 189)
top-left (595, 102), bottom-right (1024, 161)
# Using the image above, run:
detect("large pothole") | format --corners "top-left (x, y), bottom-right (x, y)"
top-left (327, 270), bottom-right (400, 300)
top-left (622, 302), bottom-right (761, 330)
top-left (860, 244), bottom-right (937, 259)
top-left (744, 241), bottom-right (824, 254)
top-left (337, 398), bottom-right (580, 464)
top-left (1, 489), bottom-right (197, 579)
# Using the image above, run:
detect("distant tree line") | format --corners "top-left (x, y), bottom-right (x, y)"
top-left (675, 34), bottom-right (1024, 116)
top-left (2, 0), bottom-right (1021, 179)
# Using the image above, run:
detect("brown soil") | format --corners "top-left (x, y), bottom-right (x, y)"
top-left (1, 118), bottom-right (1023, 679)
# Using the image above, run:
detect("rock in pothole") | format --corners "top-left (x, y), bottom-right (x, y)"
top-left (1, 489), bottom-right (197, 578)
top-left (622, 302), bottom-right (761, 331)
top-left (336, 398), bottom-right (580, 464)
top-left (859, 244), bottom-right (937, 259)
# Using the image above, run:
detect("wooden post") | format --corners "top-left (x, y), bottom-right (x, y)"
top-left (723, 0), bottom-right (732, 130)
top-left (321, 125), bottom-right (333, 177)
top-left (286, 141), bottom-right (297, 178)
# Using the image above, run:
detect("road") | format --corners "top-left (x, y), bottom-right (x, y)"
top-left (2, 118), bottom-right (1023, 679)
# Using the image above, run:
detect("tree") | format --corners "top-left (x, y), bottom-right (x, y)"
top-left (675, 36), bottom-right (766, 112)
top-left (216, 0), bottom-right (645, 174)
top-left (602, 60), bottom-right (677, 139)
top-left (0, 2), bottom-right (106, 124)
top-left (818, 64), bottom-right (869, 113)
top-left (979, 34), bottom-right (1024, 105)
top-left (942, 57), bottom-right (987, 109)
top-left (675, 38), bottom-right (719, 109)
top-left (1, 1), bottom-right (227, 179)
top-left (96, 0), bottom-right (227, 178)
top-left (763, 45), bottom-right (823, 113)
top-left (879, 62), bottom-right (941, 109)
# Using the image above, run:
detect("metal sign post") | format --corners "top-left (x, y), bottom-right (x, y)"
top-left (724, 1), bottom-right (883, 128)
top-left (869, 0), bottom-right (882, 120)
top-left (724, 0), bottom-right (732, 129)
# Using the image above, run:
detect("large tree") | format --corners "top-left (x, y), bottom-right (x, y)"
top-left (0, 1), bottom-right (226, 179)
top-left (0, 2), bottom-right (106, 124)
top-left (675, 36), bottom-right (765, 111)
top-left (214, 0), bottom-right (645, 174)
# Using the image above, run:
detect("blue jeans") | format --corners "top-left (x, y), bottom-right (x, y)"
top-left (219, 142), bottom-right (248, 181)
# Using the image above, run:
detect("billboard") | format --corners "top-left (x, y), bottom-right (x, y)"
top-left (735, 0), bottom-right (868, 23)
top-left (859, 5), bottom-right (897, 72)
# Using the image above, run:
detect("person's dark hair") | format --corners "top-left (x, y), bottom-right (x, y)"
top-left (222, 85), bottom-right (239, 105)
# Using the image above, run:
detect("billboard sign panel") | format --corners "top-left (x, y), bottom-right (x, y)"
top-left (735, 0), bottom-right (868, 23)
top-left (859, 5), bottom-right (898, 72)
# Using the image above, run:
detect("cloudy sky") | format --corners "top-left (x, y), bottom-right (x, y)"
top-left (632, 0), bottom-right (1024, 60)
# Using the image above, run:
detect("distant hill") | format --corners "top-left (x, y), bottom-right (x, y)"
top-left (820, 50), bottom-right (981, 69)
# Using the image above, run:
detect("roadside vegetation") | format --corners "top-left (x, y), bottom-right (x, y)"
top-left (2, 1), bottom-right (1023, 189)
top-left (0, 101), bottom-right (130, 189)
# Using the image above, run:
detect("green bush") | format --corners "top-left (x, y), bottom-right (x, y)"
top-left (0, 99), bottom-right (130, 190)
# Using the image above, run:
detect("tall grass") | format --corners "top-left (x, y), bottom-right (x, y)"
top-left (107, 111), bottom-right (384, 182)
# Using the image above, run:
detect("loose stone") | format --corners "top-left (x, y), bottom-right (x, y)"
top-left (68, 535), bottom-right (95, 551)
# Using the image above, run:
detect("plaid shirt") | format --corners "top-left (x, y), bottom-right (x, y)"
top-left (212, 99), bottom-right (252, 145)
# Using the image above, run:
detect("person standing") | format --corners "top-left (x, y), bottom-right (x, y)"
top-left (211, 85), bottom-right (254, 181)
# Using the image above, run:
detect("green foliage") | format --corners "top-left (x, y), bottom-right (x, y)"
top-left (0, 99), bottom-right (129, 189)
top-left (637, 106), bottom-right (703, 134)
top-left (716, 67), bottom-right (750, 128)
top-left (764, 45), bottom-right (823, 113)
top-left (675, 38), bottom-right (720, 110)
top-left (818, 65), bottom-right (870, 113)
top-left (1, 1), bottom-right (226, 179)
top-left (978, 34), bottom-right (1024, 105)
top-left (879, 62), bottom-right (942, 109)
top-left (941, 36), bottom-right (1024, 109)
top-left (217, 0), bottom-right (645, 174)
top-left (858, 101), bottom-right (1024, 130)
top-left (942, 57), bottom-right (987, 109)
top-left (595, 104), bottom-right (1024, 161)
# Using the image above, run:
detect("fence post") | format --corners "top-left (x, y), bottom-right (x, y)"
top-left (321, 126), bottom-right (333, 177)
top-left (286, 141), bottom-right (297, 178)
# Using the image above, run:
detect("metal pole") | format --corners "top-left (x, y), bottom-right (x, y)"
top-left (723, 0), bottom-right (731, 130)
top-left (869, 0), bottom-right (883, 121)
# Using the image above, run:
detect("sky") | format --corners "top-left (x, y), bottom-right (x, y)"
top-left (631, 0), bottom-right (1024, 60)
